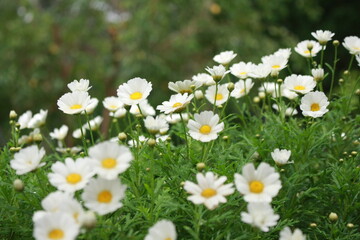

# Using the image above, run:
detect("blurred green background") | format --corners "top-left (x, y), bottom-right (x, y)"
top-left (1, 0), bottom-right (359, 143)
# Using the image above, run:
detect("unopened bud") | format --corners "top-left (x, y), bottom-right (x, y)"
top-left (332, 40), bottom-right (340, 47)
top-left (258, 92), bottom-right (266, 99)
top-left (270, 70), bottom-right (279, 78)
top-left (253, 96), bottom-right (261, 103)
top-left (343, 70), bottom-right (349, 75)
top-left (355, 89), bottom-right (360, 96)
top-left (227, 82), bottom-right (235, 92)
top-left (196, 162), bottom-right (206, 171)
top-left (33, 134), bottom-right (42, 143)
top-left (10, 147), bottom-right (19, 153)
top-left (222, 135), bottom-right (229, 141)
top-left (339, 158), bottom-right (344, 162)
top-left (180, 181), bottom-right (185, 186)
top-left (351, 151), bottom-right (358, 156)
top-left (328, 212), bottom-right (338, 221)
top-left (9, 110), bottom-right (17, 120)
top-left (339, 78), bottom-right (344, 83)
top-left (194, 90), bottom-right (204, 99)
top-left (147, 138), bottom-right (156, 147)
top-left (353, 140), bottom-right (360, 145)
top-left (190, 84), bottom-right (196, 91)
top-left (276, 79), bottom-right (283, 83)
top-left (13, 179), bottom-right (24, 192)
top-left (310, 223), bottom-right (317, 228)
top-left (347, 223), bottom-right (354, 228)
top-left (118, 132), bottom-right (127, 141)
top-left (81, 211), bottom-right (97, 229)
top-left (307, 42), bottom-right (314, 51)
top-left (146, 167), bottom-right (150, 172)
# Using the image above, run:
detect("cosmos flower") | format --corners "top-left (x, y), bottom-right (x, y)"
top-left (10, 145), bottom-right (46, 175)
top-left (300, 91), bottom-right (329, 118)
top-left (117, 77), bottom-right (152, 105)
top-left (187, 111), bottom-right (224, 142)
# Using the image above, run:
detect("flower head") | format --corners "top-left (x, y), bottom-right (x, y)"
top-left (311, 68), bottom-right (325, 82)
top-left (184, 172), bottom-right (235, 210)
top-left (192, 73), bottom-right (215, 86)
top-left (271, 148), bottom-right (292, 165)
top-left (279, 227), bottom-right (306, 240)
top-left (144, 220), bottom-right (177, 240)
top-left (50, 125), bottom-right (69, 141)
top-left (295, 40), bottom-right (322, 58)
top-left (241, 202), bottom-right (279, 232)
top-left (284, 74), bottom-right (316, 94)
top-left (231, 78), bottom-right (254, 98)
top-left (117, 77), bottom-right (152, 105)
top-left (156, 93), bottom-right (193, 114)
top-left (144, 115), bottom-right (169, 134)
top-left (230, 62), bottom-right (256, 79)
top-left (187, 111), bottom-right (224, 142)
top-left (205, 84), bottom-right (229, 106)
top-left (10, 145), bottom-right (46, 175)
top-left (67, 78), bottom-right (92, 92)
top-left (103, 96), bottom-right (124, 112)
top-left (168, 80), bottom-right (201, 94)
top-left (343, 36), bottom-right (360, 55)
top-left (234, 162), bottom-right (282, 202)
top-left (311, 30), bottom-right (334, 45)
top-left (18, 110), bottom-right (32, 129)
top-left (300, 91), bottom-right (329, 118)
top-left (28, 109), bottom-right (48, 129)
top-left (205, 65), bottom-right (229, 82)
top-left (57, 91), bottom-right (91, 115)
top-left (213, 50), bottom-right (237, 65)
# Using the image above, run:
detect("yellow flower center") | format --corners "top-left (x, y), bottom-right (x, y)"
top-left (172, 102), bottom-right (183, 108)
top-left (130, 92), bottom-right (142, 100)
top-left (239, 71), bottom-right (247, 75)
top-left (249, 180), bottom-right (264, 193)
top-left (215, 93), bottom-right (223, 100)
top-left (311, 103), bottom-right (320, 111)
top-left (70, 104), bottom-right (82, 110)
top-left (199, 125), bottom-right (212, 134)
top-left (48, 229), bottom-right (64, 239)
top-left (165, 238), bottom-right (173, 240)
top-left (272, 65), bottom-right (280, 69)
top-left (304, 50), bottom-right (311, 54)
top-left (66, 173), bottom-right (82, 184)
top-left (201, 188), bottom-right (217, 198)
top-left (98, 190), bottom-right (112, 203)
top-left (180, 90), bottom-right (192, 94)
top-left (294, 85), bottom-right (305, 90)
top-left (109, 105), bottom-right (118, 109)
top-left (102, 158), bottom-right (117, 169)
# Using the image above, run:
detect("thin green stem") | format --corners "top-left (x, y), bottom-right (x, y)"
top-left (77, 114), bottom-right (87, 155)
top-left (180, 112), bottom-right (190, 160)
top-left (85, 111), bottom-right (95, 145)
top-left (329, 44), bottom-right (338, 99)
top-left (212, 83), bottom-right (219, 112)
top-left (347, 54), bottom-right (355, 72)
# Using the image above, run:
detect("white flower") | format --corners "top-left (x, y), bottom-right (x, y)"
top-left (194, 90), bottom-right (204, 99)
top-left (280, 227), bottom-right (306, 240)
top-left (72, 128), bottom-right (85, 139)
top-left (271, 148), bottom-right (292, 165)
top-left (342, 36), bottom-right (360, 55)
top-left (110, 107), bottom-right (127, 118)
top-left (81, 178), bottom-right (127, 215)
top-left (356, 54), bottom-right (360, 67)
top-left (187, 111), bottom-right (224, 142)
top-left (241, 202), bottom-right (279, 232)
top-left (83, 97), bottom-right (99, 114)
top-left (249, 63), bottom-right (272, 79)
top-left (145, 220), bottom-right (177, 240)
top-left (205, 84), bottom-right (229, 106)
top-left (10, 145), bottom-right (46, 175)
top-left (295, 40), bottom-right (322, 58)
top-left (56, 146), bottom-right (82, 155)
top-left (231, 79), bottom-right (254, 98)
top-left (144, 116), bottom-right (169, 134)
top-left (234, 162), bottom-right (282, 202)
top-left (284, 74), bottom-right (316, 94)
top-left (33, 212), bottom-right (80, 240)
top-left (272, 104), bottom-right (298, 116)
top-left (213, 50), bottom-right (237, 65)
top-left (300, 91), bottom-right (329, 118)
top-left (157, 93), bottom-right (193, 114)
top-left (117, 77), bottom-right (152, 105)
top-left (184, 172), bottom-right (235, 210)
top-left (48, 157), bottom-right (95, 193)
top-left (311, 30), bottom-right (334, 45)
top-left (311, 68), bottom-right (325, 82)
top-left (85, 116), bottom-right (103, 131)
top-left (67, 78), bottom-right (92, 92)
top-left (192, 73), bottom-right (215, 86)
top-left (28, 109), bottom-right (48, 129)
top-left (281, 87), bottom-right (298, 100)
top-left (57, 91), bottom-right (91, 115)
top-left (165, 113), bottom-right (189, 124)
top-left (18, 110), bottom-right (32, 129)
top-left (205, 65), bottom-right (229, 82)
top-left (127, 135), bottom-right (148, 147)
top-left (103, 96), bottom-right (124, 112)
top-left (50, 125), bottom-right (69, 141)
top-left (230, 62), bottom-right (256, 79)
top-left (129, 99), bottom-right (155, 117)
top-left (274, 48), bottom-right (292, 60)
top-left (88, 141), bottom-right (133, 180)
top-left (261, 55), bottom-right (288, 74)
top-left (168, 80), bottom-right (201, 94)
top-left (258, 82), bottom-right (277, 95)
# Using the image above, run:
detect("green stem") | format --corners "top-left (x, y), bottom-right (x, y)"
top-left (329, 44), bottom-right (338, 99)
top-left (180, 113), bottom-right (190, 160)
top-left (347, 54), bottom-right (355, 72)
top-left (85, 111), bottom-right (95, 145)
top-left (77, 115), bottom-right (87, 155)
top-left (212, 83), bottom-right (219, 112)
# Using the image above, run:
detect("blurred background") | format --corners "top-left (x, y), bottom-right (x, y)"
top-left (1, 0), bottom-right (359, 144)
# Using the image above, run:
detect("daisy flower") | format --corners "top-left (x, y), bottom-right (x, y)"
top-left (103, 96), bottom-right (124, 112)
top-left (28, 109), bottom-right (48, 129)
top-left (144, 115), bottom-right (169, 134)
top-left (145, 220), bottom-right (177, 240)
top-left (168, 80), bottom-right (201, 94)
top-left (57, 91), bottom-right (91, 115)
top-left (48, 157), bottom-right (95, 193)
top-left (187, 111), bottom-right (224, 142)
top-left (234, 162), bottom-right (282, 202)
top-left (83, 97), bottom-right (99, 114)
top-left (88, 141), bottom-right (133, 180)
top-left (67, 78), bottom-right (92, 92)
top-left (117, 77), bottom-right (152, 105)
top-left (311, 68), bottom-right (325, 82)
top-left (213, 50), bottom-right (237, 65)
top-left (129, 99), bottom-right (155, 117)
top-left (84, 116), bottom-right (103, 131)
top-left (192, 73), bottom-right (215, 86)
top-left (110, 107), bottom-right (127, 118)
top-left (249, 63), bottom-right (272, 79)
top-left (283, 74), bottom-right (316, 94)
top-left (81, 178), bottom-right (127, 215)
top-left (50, 125), bottom-right (69, 141)
top-left (18, 110), bottom-right (32, 129)
top-left (311, 30), bottom-right (334, 45)
top-left (205, 84), bottom-right (229, 106)
top-left (241, 202), bottom-right (279, 232)
top-left (157, 93), bottom-right (193, 114)
top-left (261, 54), bottom-right (288, 74)
top-left (300, 91), bottom-right (329, 118)
top-left (280, 227), bottom-right (306, 240)
top-left (230, 62), bottom-right (256, 79)
top-left (33, 212), bottom-right (80, 240)
top-left (205, 65), bottom-right (229, 82)
top-left (184, 172), bottom-right (235, 210)
top-left (342, 36), bottom-right (360, 55)
top-left (274, 48), bottom-right (292, 60)
top-left (294, 40), bottom-right (322, 58)
top-left (10, 145), bottom-right (46, 175)
top-left (271, 148), bottom-right (292, 165)
top-left (231, 78), bottom-right (254, 98)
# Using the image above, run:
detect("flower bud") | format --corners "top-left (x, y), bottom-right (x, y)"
top-left (328, 212), bottom-right (338, 221)
top-left (307, 42), bottom-right (314, 51)
top-left (118, 132), bottom-right (127, 141)
top-left (310, 223), bottom-right (317, 227)
top-left (196, 162), bottom-right (206, 171)
top-left (147, 138), bottom-right (156, 147)
top-left (13, 179), bottom-right (24, 192)
top-left (339, 78), bottom-right (344, 83)
top-left (81, 211), bottom-right (97, 229)
top-left (343, 70), bottom-right (349, 75)
top-left (351, 151), bottom-right (357, 156)
top-left (347, 223), bottom-right (354, 228)
top-left (194, 90), bottom-right (204, 100)
top-left (227, 82), bottom-right (235, 92)
top-left (356, 89), bottom-right (360, 96)
top-left (258, 92), bottom-right (266, 99)
top-left (276, 79), bottom-right (283, 83)
top-left (222, 135), bottom-right (229, 141)
top-left (9, 110), bottom-right (17, 120)
top-left (33, 133), bottom-right (43, 143)
top-left (332, 40), bottom-right (339, 47)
